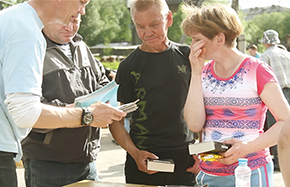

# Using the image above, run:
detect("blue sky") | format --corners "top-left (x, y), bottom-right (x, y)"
top-left (239, 0), bottom-right (290, 9)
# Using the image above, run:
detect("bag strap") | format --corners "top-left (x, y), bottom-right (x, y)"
top-left (32, 129), bottom-right (54, 144)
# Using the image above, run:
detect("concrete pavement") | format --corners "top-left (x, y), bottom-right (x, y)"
top-left (17, 128), bottom-right (285, 186)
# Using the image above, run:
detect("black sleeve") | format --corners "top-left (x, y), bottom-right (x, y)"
top-left (116, 59), bottom-right (135, 104)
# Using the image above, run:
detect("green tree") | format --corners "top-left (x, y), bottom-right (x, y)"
top-left (78, 0), bottom-right (104, 46)
top-left (243, 11), bottom-right (290, 52)
top-left (12, 0), bottom-right (131, 47)
top-left (79, 0), bottom-right (131, 46)
top-left (168, 4), bottom-right (184, 43)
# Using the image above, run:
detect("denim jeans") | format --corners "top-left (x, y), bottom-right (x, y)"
top-left (0, 151), bottom-right (17, 187)
top-left (23, 160), bottom-right (98, 187)
top-left (196, 161), bottom-right (274, 187)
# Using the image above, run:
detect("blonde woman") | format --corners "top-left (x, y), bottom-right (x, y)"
top-left (182, 4), bottom-right (290, 187)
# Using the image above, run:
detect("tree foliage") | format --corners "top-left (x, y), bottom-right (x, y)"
top-left (11, 0), bottom-right (131, 46)
top-left (243, 10), bottom-right (290, 52)
top-left (8, 0), bottom-right (290, 51)
top-left (79, 0), bottom-right (131, 46)
top-left (168, 4), bottom-right (184, 43)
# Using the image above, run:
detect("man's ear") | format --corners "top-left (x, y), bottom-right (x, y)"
top-left (214, 33), bottom-right (225, 46)
top-left (166, 11), bottom-right (173, 27)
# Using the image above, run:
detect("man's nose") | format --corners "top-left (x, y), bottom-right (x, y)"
top-left (145, 27), bottom-right (153, 36)
top-left (79, 5), bottom-right (86, 15)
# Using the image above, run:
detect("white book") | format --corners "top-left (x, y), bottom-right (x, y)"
top-left (147, 158), bottom-right (175, 173)
top-left (188, 141), bottom-right (231, 155)
top-left (116, 99), bottom-right (139, 113)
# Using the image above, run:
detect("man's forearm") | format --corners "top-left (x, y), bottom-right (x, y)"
top-left (33, 104), bottom-right (83, 129)
top-left (6, 92), bottom-right (126, 130)
top-left (6, 93), bottom-right (82, 129)
top-left (109, 120), bottom-right (139, 155)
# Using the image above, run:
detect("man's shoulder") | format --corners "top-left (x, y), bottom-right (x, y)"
top-left (0, 2), bottom-right (25, 15)
top-left (1, 3), bottom-right (43, 45)
top-left (170, 41), bottom-right (190, 49)
top-left (0, 3), bottom-right (34, 23)
top-left (259, 51), bottom-right (270, 61)
top-left (169, 41), bottom-right (190, 55)
top-left (279, 48), bottom-right (290, 58)
top-left (170, 41), bottom-right (190, 48)
top-left (119, 47), bottom-right (140, 63)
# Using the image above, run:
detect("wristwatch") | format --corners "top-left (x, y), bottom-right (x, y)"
top-left (81, 107), bottom-right (94, 126)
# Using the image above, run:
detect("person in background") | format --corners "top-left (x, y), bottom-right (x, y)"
top-left (182, 4), bottom-right (290, 187)
top-left (105, 68), bottom-right (116, 81)
top-left (21, 15), bottom-right (112, 187)
top-left (109, 0), bottom-right (199, 186)
top-left (247, 44), bottom-right (260, 58)
top-left (0, 0), bottom-right (126, 186)
top-left (259, 29), bottom-right (290, 172)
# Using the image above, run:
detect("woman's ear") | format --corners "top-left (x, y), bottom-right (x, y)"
top-left (214, 33), bottom-right (225, 46)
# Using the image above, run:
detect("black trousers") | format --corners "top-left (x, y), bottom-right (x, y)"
top-left (0, 151), bottom-right (17, 187)
top-left (125, 148), bottom-right (196, 186)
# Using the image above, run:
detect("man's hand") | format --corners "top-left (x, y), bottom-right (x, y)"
top-left (89, 102), bottom-right (126, 128)
top-left (186, 154), bottom-right (200, 174)
top-left (132, 150), bottom-right (159, 174)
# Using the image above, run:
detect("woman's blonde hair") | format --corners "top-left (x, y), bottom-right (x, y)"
top-left (181, 3), bottom-right (243, 47)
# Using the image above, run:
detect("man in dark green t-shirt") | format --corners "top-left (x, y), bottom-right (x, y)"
top-left (109, 0), bottom-right (199, 186)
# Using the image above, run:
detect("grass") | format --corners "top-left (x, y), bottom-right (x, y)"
top-left (101, 61), bottom-right (120, 70)
top-left (95, 56), bottom-right (121, 70)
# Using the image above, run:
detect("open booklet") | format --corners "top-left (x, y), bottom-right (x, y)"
top-left (74, 81), bottom-right (139, 113)
top-left (74, 81), bottom-right (119, 107)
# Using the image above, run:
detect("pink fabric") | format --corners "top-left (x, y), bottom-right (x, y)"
top-left (199, 57), bottom-right (277, 176)
top-left (256, 62), bottom-right (278, 95)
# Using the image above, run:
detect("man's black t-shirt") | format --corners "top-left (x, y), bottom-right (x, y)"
top-left (116, 41), bottom-right (194, 153)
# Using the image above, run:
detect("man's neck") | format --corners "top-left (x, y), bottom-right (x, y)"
top-left (265, 43), bottom-right (275, 49)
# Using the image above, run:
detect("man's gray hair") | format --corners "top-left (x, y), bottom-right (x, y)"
top-left (129, 0), bottom-right (170, 18)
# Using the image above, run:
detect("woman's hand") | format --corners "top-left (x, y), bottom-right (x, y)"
top-left (218, 139), bottom-right (251, 165)
top-left (189, 40), bottom-right (206, 75)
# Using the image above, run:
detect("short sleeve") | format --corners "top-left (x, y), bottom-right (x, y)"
top-left (256, 62), bottom-right (278, 95)
top-left (115, 60), bottom-right (135, 104)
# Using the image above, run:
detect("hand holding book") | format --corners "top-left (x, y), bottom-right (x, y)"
top-left (147, 158), bottom-right (175, 173)
top-left (188, 141), bottom-right (231, 155)
top-left (188, 141), bottom-right (232, 161)
top-left (116, 99), bottom-right (139, 113)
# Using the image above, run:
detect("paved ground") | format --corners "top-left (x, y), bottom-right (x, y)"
top-left (17, 128), bottom-right (285, 186)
